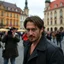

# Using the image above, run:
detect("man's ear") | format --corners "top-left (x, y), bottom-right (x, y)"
top-left (41, 27), bottom-right (44, 33)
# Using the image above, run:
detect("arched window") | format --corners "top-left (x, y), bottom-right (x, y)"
top-left (54, 27), bottom-right (57, 31)
top-left (47, 28), bottom-right (49, 31)
top-left (51, 27), bottom-right (53, 31)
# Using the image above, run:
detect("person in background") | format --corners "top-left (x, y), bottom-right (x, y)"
top-left (22, 32), bottom-right (28, 47)
top-left (23, 16), bottom-right (64, 64)
top-left (46, 31), bottom-right (52, 41)
top-left (51, 31), bottom-right (57, 44)
top-left (56, 30), bottom-right (62, 48)
top-left (1, 27), bottom-right (20, 64)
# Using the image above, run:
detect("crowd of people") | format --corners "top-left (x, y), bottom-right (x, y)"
top-left (46, 29), bottom-right (64, 48)
top-left (0, 16), bottom-right (64, 64)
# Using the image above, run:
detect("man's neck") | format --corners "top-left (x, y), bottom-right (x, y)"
top-left (30, 35), bottom-right (42, 55)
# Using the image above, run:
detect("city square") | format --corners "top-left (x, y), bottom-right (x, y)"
top-left (0, 38), bottom-right (64, 64)
top-left (0, 0), bottom-right (64, 64)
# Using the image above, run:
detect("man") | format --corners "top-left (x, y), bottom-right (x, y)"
top-left (2, 27), bottom-right (20, 64)
top-left (23, 16), bottom-right (64, 64)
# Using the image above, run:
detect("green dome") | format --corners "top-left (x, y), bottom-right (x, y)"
top-left (45, 0), bottom-right (50, 3)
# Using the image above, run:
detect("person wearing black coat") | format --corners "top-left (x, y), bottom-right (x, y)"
top-left (2, 27), bottom-right (20, 64)
top-left (23, 16), bottom-right (64, 64)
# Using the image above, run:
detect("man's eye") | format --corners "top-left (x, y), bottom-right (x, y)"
top-left (32, 29), bottom-right (37, 31)
top-left (26, 28), bottom-right (37, 32)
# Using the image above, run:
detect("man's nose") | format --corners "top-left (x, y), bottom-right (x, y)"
top-left (28, 30), bottom-right (33, 35)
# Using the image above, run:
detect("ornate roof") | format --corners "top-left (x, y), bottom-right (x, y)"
top-left (0, 1), bottom-right (22, 14)
top-left (50, 0), bottom-right (64, 10)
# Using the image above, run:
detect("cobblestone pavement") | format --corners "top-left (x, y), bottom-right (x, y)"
top-left (0, 38), bottom-right (64, 64)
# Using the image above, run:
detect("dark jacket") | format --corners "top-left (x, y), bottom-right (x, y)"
top-left (23, 35), bottom-right (64, 64)
top-left (2, 33), bottom-right (20, 58)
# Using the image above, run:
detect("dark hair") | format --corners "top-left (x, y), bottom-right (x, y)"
top-left (7, 30), bottom-right (12, 35)
top-left (24, 16), bottom-right (44, 29)
top-left (9, 27), bottom-right (17, 31)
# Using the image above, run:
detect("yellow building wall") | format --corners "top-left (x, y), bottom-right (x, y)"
top-left (0, 5), bottom-right (21, 29)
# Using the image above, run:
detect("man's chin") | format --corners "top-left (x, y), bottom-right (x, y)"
top-left (29, 40), bottom-right (36, 43)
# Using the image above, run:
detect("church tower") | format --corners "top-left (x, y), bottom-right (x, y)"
top-left (24, 0), bottom-right (29, 15)
top-left (45, 0), bottom-right (50, 9)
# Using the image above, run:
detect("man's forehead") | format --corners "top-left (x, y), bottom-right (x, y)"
top-left (26, 21), bottom-right (36, 26)
top-left (26, 23), bottom-right (37, 28)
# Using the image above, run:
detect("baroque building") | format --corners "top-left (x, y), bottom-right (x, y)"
top-left (44, 0), bottom-right (64, 32)
top-left (0, 1), bottom-right (21, 29)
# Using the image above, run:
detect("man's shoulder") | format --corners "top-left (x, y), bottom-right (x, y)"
top-left (46, 40), bottom-right (63, 58)
top-left (46, 40), bottom-right (61, 52)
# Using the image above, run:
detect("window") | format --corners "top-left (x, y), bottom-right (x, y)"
top-left (54, 4), bottom-right (57, 8)
top-left (60, 2), bottom-right (63, 6)
top-left (47, 21), bottom-right (49, 25)
top-left (1, 11), bottom-right (4, 16)
top-left (55, 20), bottom-right (57, 25)
top-left (1, 19), bottom-right (3, 24)
top-left (50, 12), bottom-right (52, 18)
top-left (8, 7), bottom-right (10, 10)
top-left (54, 27), bottom-right (57, 31)
top-left (54, 11), bottom-right (57, 17)
top-left (60, 19), bottom-right (63, 24)
top-left (47, 12), bottom-right (49, 18)
top-left (51, 28), bottom-right (53, 31)
top-left (60, 9), bottom-right (63, 17)
top-left (16, 9), bottom-right (18, 12)
top-left (51, 21), bottom-right (52, 25)
top-left (10, 20), bottom-right (12, 26)
top-left (14, 21), bottom-right (15, 26)
top-left (10, 13), bottom-right (12, 17)
top-left (12, 8), bottom-right (14, 11)
top-left (6, 12), bottom-right (9, 17)
top-left (6, 19), bottom-right (8, 26)
top-left (47, 28), bottom-right (49, 31)
top-left (47, 19), bottom-right (49, 25)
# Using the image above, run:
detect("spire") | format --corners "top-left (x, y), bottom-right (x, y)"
top-left (45, 0), bottom-right (50, 3)
top-left (25, 0), bottom-right (28, 9)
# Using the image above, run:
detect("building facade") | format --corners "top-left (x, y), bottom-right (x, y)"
top-left (0, 1), bottom-right (21, 29)
top-left (44, 0), bottom-right (64, 32)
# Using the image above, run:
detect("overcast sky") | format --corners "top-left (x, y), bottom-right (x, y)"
top-left (4, 0), bottom-right (54, 19)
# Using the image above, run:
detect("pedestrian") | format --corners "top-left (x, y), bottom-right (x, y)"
top-left (56, 30), bottom-right (62, 48)
top-left (1, 27), bottom-right (20, 64)
top-left (22, 32), bottom-right (28, 46)
top-left (23, 16), bottom-right (64, 64)
top-left (51, 31), bottom-right (57, 44)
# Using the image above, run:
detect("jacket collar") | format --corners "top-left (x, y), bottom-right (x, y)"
top-left (28, 35), bottom-right (47, 61)
top-left (36, 35), bottom-right (47, 51)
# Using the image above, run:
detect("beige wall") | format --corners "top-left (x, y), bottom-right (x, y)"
top-left (44, 7), bottom-right (64, 31)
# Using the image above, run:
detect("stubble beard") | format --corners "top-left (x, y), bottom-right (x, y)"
top-left (29, 35), bottom-right (41, 44)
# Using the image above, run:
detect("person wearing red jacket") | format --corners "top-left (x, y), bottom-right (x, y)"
top-left (22, 33), bottom-right (28, 46)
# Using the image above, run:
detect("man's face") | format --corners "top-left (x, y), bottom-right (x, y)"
top-left (11, 29), bottom-right (17, 34)
top-left (26, 21), bottom-right (43, 43)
